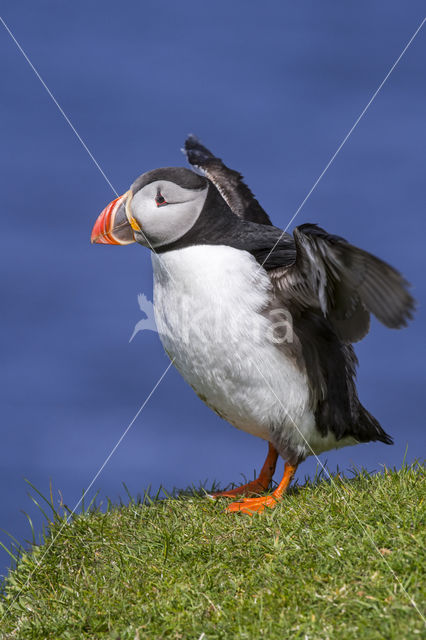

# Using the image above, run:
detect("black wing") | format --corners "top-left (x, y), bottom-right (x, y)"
top-left (269, 223), bottom-right (415, 344)
top-left (267, 224), bottom-right (414, 445)
top-left (184, 135), bottom-right (272, 225)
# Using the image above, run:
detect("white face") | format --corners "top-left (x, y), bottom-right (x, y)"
top-left (129, 179), bottom-right (208, 248)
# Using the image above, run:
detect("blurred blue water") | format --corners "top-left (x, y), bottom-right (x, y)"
top-left (0, 1), bottom-right (425, 578)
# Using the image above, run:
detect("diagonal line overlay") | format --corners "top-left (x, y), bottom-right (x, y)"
top-left (0, 15), bottom-right (177, 279)
top-left (1, 9), bottom-right (424, 628)
top-left (0, 358), bottom-right (175, 622)
top-left (260, 16), bottom-right (426, 269)
top-left (250, 355), bottom-right (425, 622)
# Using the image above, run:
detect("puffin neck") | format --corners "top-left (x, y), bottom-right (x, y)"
top-left (154, 183), bottom-right (297, 270)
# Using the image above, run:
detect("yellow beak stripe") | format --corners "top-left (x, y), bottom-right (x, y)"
top-left (124, 190), bottom-right (141, 232)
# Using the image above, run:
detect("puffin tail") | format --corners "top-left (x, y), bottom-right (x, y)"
top-left (355, 404), bottom-right (393, 445)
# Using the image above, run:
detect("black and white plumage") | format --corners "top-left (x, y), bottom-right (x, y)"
top-left (184, 134), bottom-right (272, 225)
top-left (92, 136), bottom-right (415, 513)
top-left (183, 136), bottom-right (414, 445)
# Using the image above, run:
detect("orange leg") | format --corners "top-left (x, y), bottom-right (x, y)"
top-left (226, 461), bottom-right (298, 515)
top-left (211, 443), bottom-right (278, 498)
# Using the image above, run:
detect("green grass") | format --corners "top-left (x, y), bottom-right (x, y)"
top-left (0, 463), bottom-right (424, 639)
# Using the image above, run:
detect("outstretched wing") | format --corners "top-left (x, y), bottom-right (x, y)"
top-left (269, 223), bottom-right (415, 343)
top-left (184, 135), bottom-right (272, 225)
top-left (265, 224), bottom-right (414, 443)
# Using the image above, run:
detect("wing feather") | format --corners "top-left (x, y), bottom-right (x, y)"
top-left (270, 224), bottom-right (415, 343)
top-left (184, 135), bottom-right (272, 225)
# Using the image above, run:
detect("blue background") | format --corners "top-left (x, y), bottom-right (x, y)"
top-left (1, 1), bottom-right (425, 578)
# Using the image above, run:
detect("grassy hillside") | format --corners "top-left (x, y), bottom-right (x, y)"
top-left (0, 463), bottom-right (424, 639)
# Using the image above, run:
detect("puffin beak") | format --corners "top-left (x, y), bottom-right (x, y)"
top-left (91, 190), bottom-right (140, 245)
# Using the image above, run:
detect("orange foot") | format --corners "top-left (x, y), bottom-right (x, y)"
top-left (226, 461), bottom-right (298, 516)
top-left (226, 494), bottom-right (278, 514)
top-left (211, 442), bottom-right (278, 499)
top-left (211, 479), bottom-right (268, 499)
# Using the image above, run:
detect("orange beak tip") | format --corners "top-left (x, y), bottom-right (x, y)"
top-left (91, 193), bottom-right (135, 245)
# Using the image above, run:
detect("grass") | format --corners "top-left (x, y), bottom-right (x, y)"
top-left (0, 463), bottom-right (424, 639)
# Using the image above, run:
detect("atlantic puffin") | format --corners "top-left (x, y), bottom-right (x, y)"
top-left (91, 136), bottom-right (415, 515)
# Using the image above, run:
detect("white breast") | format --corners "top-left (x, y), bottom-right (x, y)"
top-left (151, 245), bottom-right (349, 461)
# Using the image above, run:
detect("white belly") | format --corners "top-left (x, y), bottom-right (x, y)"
top-left (151, 245), bottom-right (355, 461)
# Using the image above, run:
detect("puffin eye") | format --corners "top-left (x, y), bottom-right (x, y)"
top-left (155, 192), bottom-right (167, 207)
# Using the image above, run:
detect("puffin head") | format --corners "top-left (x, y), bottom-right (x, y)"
top-left (91, 167), bottom-right (208, 249)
